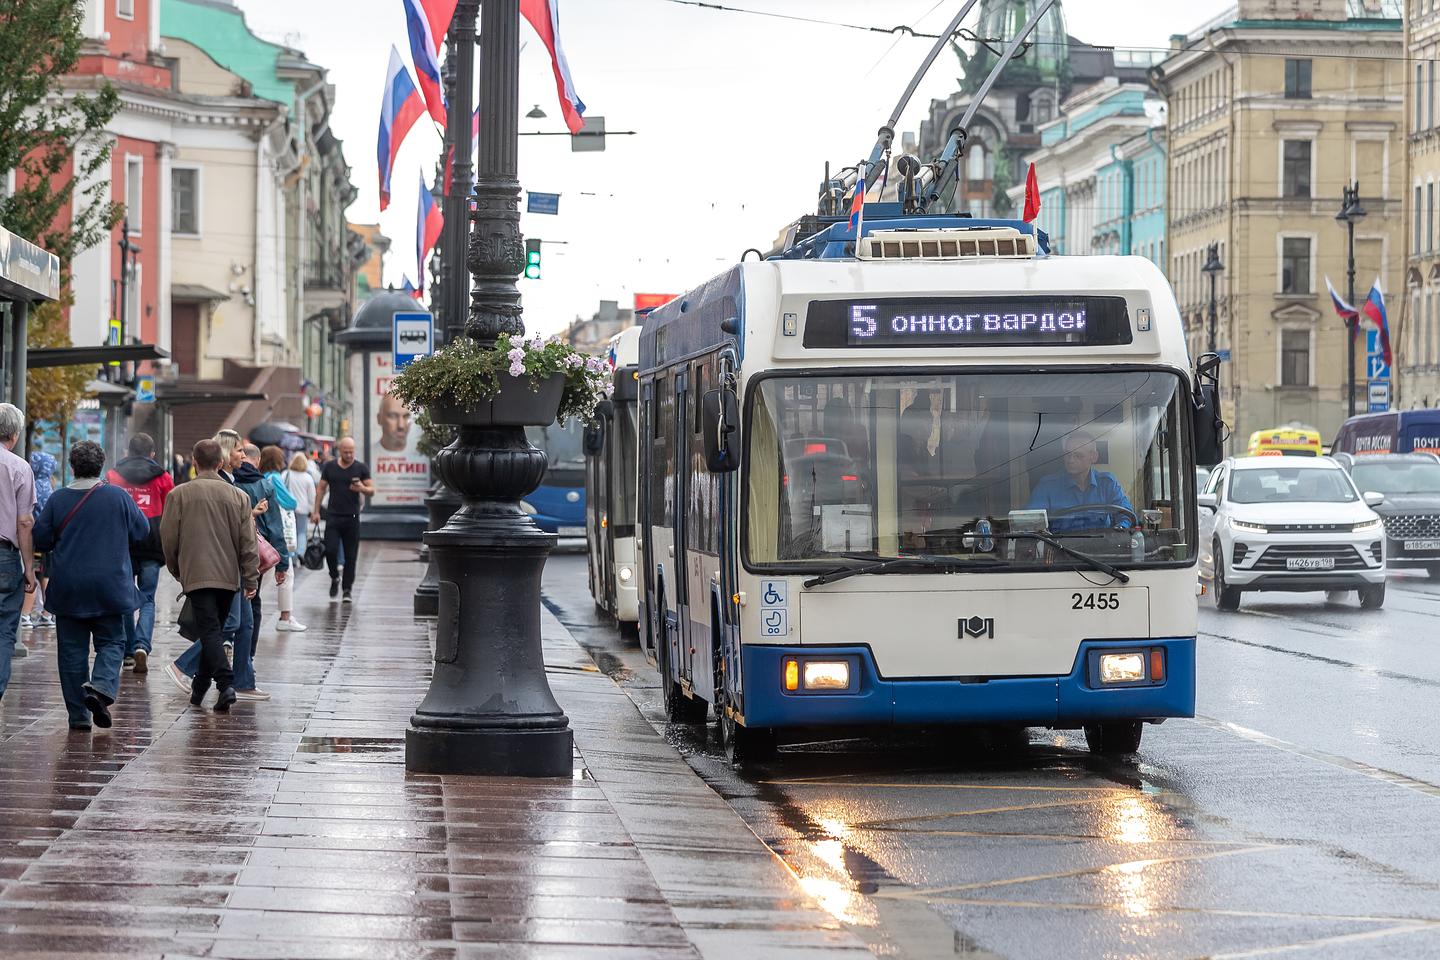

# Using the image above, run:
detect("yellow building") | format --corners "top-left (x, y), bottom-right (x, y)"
top-left (1403, 0), bottom-right (1440, 407)
top-left (1154, 0), bottom-right (1404, 447)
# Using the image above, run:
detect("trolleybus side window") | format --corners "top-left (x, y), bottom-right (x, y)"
top-left (745, 369), bottom-right (1194, 569)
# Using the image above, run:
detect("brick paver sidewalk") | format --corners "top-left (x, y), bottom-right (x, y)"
top-left (0, 543), bottom-right (867, 959)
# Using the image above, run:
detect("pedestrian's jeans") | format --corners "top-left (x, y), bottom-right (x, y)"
top-left (123, 558), bottom-right (162, 657)
top-left (176, 586), bottom-right (255, 689)
top-left (186, 588), bottom-right (236, 695)
top-left (55, 614), bottom-right (126, 726)
top-left (0, 546), bottom-right (26, 701)
top-left (293, 514), bottom-right (308, 559)
top-left (325, 514), bottom-right (361, 590)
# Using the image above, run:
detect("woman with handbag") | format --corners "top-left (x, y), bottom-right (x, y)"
top-left (33, 441), bottom-right (149, 731)
top-left (260, 446), bottom-right (305, 633)
top-left (285, 452), bottom-right (316, 559)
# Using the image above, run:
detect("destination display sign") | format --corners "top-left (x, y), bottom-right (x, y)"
top-left (803, 296), bottom-right (1133, 348)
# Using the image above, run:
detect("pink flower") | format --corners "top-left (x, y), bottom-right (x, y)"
top-left (602, 381), bottom-right (615, 398)
top-left (564, 353), bottom-right (584, 369)
top-left (508, 360), bottom-right (525, 377)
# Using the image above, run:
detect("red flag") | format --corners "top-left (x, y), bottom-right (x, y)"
top-left (1022, 163), bottom-right (1041, 224)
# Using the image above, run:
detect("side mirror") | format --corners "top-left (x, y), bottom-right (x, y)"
top-left (1197, 493), bottom-right (1218, 510)
top-left (1364, 491), bottom-right (1385, 507)
top-left (1191, 353), bottom-right (1226, 467)
top-left (701, 387), bottom-right (740, 473)
top-left (583, 420), bottom-right (606, 456)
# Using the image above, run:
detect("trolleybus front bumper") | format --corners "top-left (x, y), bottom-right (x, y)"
top-left (738, 638), bottom-right (1195, 729)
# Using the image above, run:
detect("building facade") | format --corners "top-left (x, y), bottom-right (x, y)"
top-left (1403, 0), bottom-right (1440, 407)
top-left (1154, 0), bottom-right (1404, 447)
top-left (1008, 81), bottom-right (1167, 264)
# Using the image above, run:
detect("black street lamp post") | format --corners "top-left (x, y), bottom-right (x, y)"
top-left (1201, 242), bottom-right (1223, 355)
top-left (405, 0), bottom-right (573, 776)
top-left (1336, 182), bottom-right (1367, 418)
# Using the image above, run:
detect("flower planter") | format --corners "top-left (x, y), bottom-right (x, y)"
top-left (427, 373), bottom-right (564, 427)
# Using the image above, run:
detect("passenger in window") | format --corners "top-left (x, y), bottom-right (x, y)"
top-left (1026, 431), bottom-right (1134, 533)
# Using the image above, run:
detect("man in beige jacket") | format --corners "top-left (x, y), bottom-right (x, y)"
top-left (160, 439), bottom-right (259, 711)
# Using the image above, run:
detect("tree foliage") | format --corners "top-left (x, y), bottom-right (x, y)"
top-left (0, 0), bottom-right (122, 266)
top-left (25, 300), bottom-right (91, 438)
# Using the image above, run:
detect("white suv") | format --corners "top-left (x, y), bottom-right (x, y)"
top-left (1200, 456), bottom-right (1387, 610)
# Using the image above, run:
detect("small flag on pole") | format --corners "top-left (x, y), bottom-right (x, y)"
top-left (377, 47), bottom-right (427, 211)
top-left (402, 0), bottom-right (456, 126)
top-left (1325, 276), bottom-right (1361, 340)
top-left (417, 173), bottom-right (444, 281)
top-left (1361, 279), bottom-right (1392, 367)
top-left (402, 276), bottom-right (423, 300)
top-left (1022, 162), bottom-right (1041, 224)
top-left (849, 164), bottom-right (867, 239)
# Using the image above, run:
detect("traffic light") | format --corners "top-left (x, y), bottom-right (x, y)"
top-left (525, 238), bottom-right (542, 280)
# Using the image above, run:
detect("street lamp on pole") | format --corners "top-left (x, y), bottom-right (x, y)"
top-left (1201, 242), bottom-right (1223, 355)
top-left (1336, 182), bottom-right (1367, 417)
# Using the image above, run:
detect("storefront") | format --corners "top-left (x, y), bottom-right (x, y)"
top-left (0, 224), bottom-right (61, 407)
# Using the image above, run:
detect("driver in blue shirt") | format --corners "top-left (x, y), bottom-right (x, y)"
top-left (1026, 431), bottom-right (1134, 533)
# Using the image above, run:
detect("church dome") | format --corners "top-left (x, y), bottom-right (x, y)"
top-left (971, 0), bottom-right (1068, 84)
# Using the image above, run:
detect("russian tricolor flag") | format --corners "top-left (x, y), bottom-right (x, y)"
top-left (849, 167), bottom-right (866, 235)
top-left (377, 47), bottom-right (426, 211)
top-left (403, 276), bottom-right (423, 300)
top-left (403, 0), bottom-right (456, 127)
top-left (1361, 280), bottom-right (1392, 367)
top-left (522, 0), bottom-right (586, 134)
top-left (418, 173), bottom-right (444, 281)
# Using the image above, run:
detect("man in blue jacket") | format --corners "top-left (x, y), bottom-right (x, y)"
top-left (34, 441), bottom-right (149, 730)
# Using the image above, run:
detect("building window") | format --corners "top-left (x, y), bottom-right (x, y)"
top-left (172, 168), bottom-right (199, 236)
top-left (1430, 182), bottom-right (1436, 252)
top-left (1284, 59), bottom-right (1311, 99)
top-left (1419, 64), bottom-right (1427, 129)
top-left (1281, 330), bottom-right (1310, 386)
top-left (117, 0), bottom-right (134, 19)
top-left (124, 156), bottom-right (142, 234)
top-left (1281, 237), bottom-right (1311, 294)
top-left (1418, 185), bottom-right (1426, 254)
top-left (1282, 141), bottom-right (1311, 198)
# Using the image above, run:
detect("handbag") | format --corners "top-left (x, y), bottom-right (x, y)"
top-left (302, 521), bottom-right (326, 570)
top-left (280, 507), bottom-right (297, 554)
top-left (177, 595), bottom-right (199, 641)
top-left (256, 527), bottom-right (281, 575)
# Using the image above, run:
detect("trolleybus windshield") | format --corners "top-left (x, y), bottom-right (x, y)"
top-left (746, 369), bottom-right (1192, 570)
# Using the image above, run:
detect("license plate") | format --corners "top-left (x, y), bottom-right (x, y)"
top-left (1404, 540), bottom-right (1440, 551)
top-left (1286, 557), bottom-right (1335, 570)
top-left (558, 526), bottom-right (586, 537)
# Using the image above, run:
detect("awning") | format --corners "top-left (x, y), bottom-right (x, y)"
top-left (85, 378), bottom-right (134, 401)
top-left (171, 283), bottom-right (231, 303)
top-left (154, 381), bottom-right (266, 406)
top-left (27, 344), bottom-right (169, 368)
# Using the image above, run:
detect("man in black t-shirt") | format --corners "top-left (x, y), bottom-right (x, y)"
top-left (310, 438), bottom-right (374, 601)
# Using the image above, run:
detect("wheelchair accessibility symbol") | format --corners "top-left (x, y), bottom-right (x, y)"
top-left (760, 579), bottom-right (788, 607)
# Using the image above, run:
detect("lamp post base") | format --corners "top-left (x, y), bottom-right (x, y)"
top-left (414, 484), bottom-right (463, 617)
top-left (405, 724), bottom-right (572, 776)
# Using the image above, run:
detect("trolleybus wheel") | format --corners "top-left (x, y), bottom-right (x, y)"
top-left (1084, 721), bottom-right (1143, 756)
top-left (1359, 582), bottom-right (1386, 610)
top-left (1214, 543), bottom-right (1241, 611)
top-left (720, 714), bottom-right (777, 765)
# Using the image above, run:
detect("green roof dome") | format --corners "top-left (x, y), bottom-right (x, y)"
top-left (966, 0), bottom-right (1069, 89)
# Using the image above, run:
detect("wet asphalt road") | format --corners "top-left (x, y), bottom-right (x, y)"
top-left (542, 556), bottom-right (1440, 959)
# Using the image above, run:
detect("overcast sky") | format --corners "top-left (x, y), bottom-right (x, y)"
top-left (234, 0), bottom-right (1233, 337)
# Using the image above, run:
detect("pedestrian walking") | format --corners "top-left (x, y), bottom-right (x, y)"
top-left (107, 433), bottom-right (174, 674)
top-left (160, 439), bottom-right (259, 712)
top-left (311, 437), bottom-right (372, 602)
top-left (22, 445), bottom-right (57, 631)
top-left (0, 403), bottom-right (37, 701)
top-left (223, 443), bottom-right (284, 699)
top-left (33, 441), bottom-right (149, 730)
top-left (284, 452), bottom-right (316, 559)
top-left (260, 445), bottom-right (305, 633)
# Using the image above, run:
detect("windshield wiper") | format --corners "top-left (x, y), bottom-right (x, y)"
top-left (988, 533), bottom-right (1130, 584)
top-left (803, 555), bottom-right (989, 589)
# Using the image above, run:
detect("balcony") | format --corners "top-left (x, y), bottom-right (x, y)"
top-left (305, 260), bottom-right (347, 290)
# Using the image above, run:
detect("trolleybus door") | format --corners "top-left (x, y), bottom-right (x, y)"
top-left (638, 379), bottom-right (658, 658)
top-left (670, 370), bottom-right (690, 682)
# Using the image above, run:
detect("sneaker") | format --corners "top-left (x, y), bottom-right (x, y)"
top-left (19, 614), bottom-right (33, 629)
top-left (123, 655), bottom-right (135, 668)
top-left (276, 618), bottom-right (307, 632)
top-left (223, 642), bottom-right (233, 669)
top-left (11, 641), bottom-right (26, 660)
top-left (165, 660), bottom-right (192, 695)
top-left (235, 688), bottom-right (271, 701)
top-left (132, 649), bottom-right (148, 674)
top-left (214, 687), bottom-right (237, 712)
top-left (342, 590), bottom-right (352, 604)
top-left (35, 613), bottom-right (54, 628)
top-left (329, 577), bottom-right (340, 599)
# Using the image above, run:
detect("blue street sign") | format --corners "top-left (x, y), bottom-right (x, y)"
top-left (1367, 329), bottom-right (1381, 355)
top-left (527, 192), bottom-right (560, 215)
top-left (1216, 349), bottom-right (1232, 362)
top-left (393, 312), bottom-right (434, 369)
top-left (1368, 354), bottom-right (1390, 381)
top-left (135, 375), bottom-right (155, 404)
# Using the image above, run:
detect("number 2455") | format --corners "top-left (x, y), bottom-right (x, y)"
top-left (1071, 592), bottom-right (1120, 610)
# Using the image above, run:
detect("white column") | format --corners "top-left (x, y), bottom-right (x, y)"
top-left (79, 0), bottom-right (105, 40)
top-left (69, 135), bottom-right (114, 347)
top-left (147, 0), bottom-right (161, 53)
top-left (158, 143), bottom-right (174, 353)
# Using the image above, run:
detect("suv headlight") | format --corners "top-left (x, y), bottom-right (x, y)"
top-left (1230, 519), bottom-right (1267, 532)
top-left (1352, 517), bottom-right (1383, 532)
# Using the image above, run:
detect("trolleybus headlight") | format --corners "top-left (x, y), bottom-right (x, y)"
top-left (618, 565), bottom-right (633, 583)
top-left (1099, 652), bottom-right (1146, 684)
top-left (802, 661), bottom-right (850, 690)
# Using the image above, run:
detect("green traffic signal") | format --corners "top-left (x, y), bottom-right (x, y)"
top-left (525, 238), bottom-right (542, 280)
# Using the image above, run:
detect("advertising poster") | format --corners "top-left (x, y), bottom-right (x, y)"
top-left (366, 351), bottom-right (429, 507)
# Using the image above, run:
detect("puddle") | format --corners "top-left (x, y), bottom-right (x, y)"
top-left (295, 736), bottom-right (405, 754)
